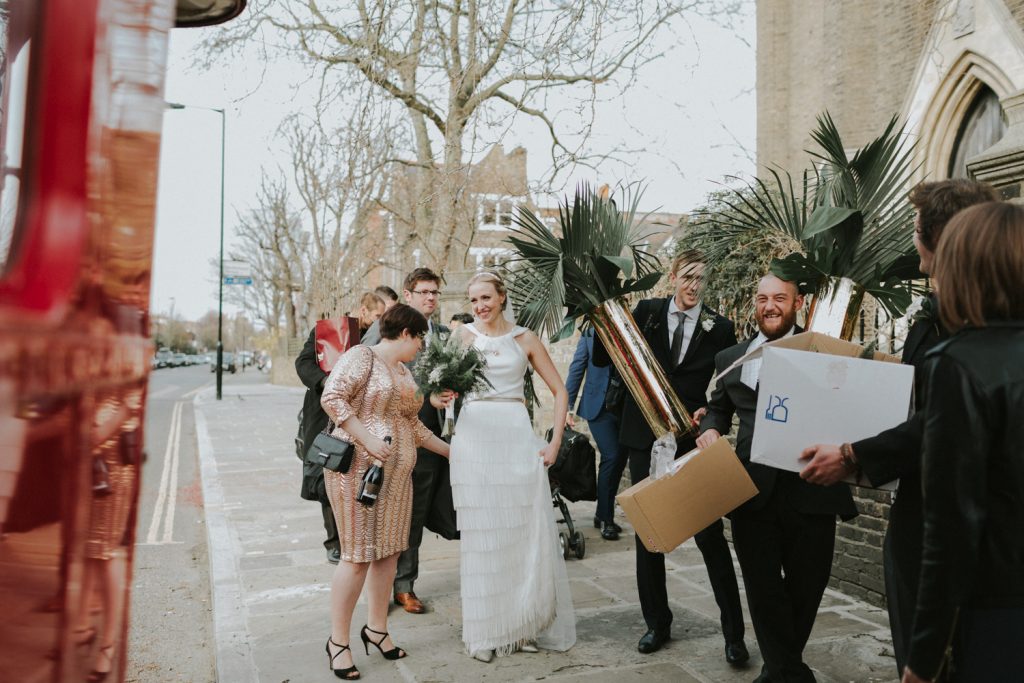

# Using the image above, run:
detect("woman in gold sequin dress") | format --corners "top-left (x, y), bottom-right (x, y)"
top-left (320, 304), bottom-right (451, 680)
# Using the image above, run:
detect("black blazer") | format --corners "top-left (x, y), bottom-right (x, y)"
top-left (595, 297), bottom-right (737, 452)
top-left (851, 300), bottom-right (945, 581)
top-left (908, 322), bottom-right (1024, 678)
top-left (701, 331), bottom-right (857, 519)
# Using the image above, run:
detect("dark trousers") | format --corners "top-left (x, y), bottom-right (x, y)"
top-left (953, 607), bottom-right (1024, 681)
top-left (394, 450), bottom-right (446, 594)
top-left (884, 522), bottom-right (918, 676)
top-left (316, 474), bottom-right (339, 552)
top-left (627, 447), bottom-right (745, 643)
top-left (731, 485), bottom-right (837, 683)
top-left (589, 411), bottom-right (625, 523)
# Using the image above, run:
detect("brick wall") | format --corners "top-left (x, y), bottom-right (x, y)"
top-left (757, 0), bottom-right (941, 175)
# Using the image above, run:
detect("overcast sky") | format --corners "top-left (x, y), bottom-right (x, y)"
top-left (151, 7), bottom-right (757, 322)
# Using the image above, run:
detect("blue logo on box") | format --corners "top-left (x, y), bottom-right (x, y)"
top-left (765, 395), bottom-right (790, 423)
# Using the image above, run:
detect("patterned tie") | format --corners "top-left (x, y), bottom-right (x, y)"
top-left (670, 311), bottom-right (687, 369)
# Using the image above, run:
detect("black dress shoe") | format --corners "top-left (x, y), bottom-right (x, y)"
top-left (327, 548), bottom-right (340, 565)
top-left (725, 640), bottom-right (749, 665)
top-left (606, 521), bottom-right (622, 534)
top-left (637, 628), bottom-right (669, 654)
top-left (593, 516), bottom-right (601, 529)
top-left (600, 522), bottom-right (620, 540)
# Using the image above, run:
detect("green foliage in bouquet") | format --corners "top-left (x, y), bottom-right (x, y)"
top-left (412, 332), bottom-right (493, 396)
top-left (506, 183), bottom-right (663, 342)
top-left (697, 112), bottom-right (924, 318)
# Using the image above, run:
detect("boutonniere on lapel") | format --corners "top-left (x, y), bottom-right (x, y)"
top-left (906, 295), bottom-right (937, 326)
top-left (698, 309), bottom-right (716, 333)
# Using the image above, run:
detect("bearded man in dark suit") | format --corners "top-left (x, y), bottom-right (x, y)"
top-left (595, 249), bottom-right (749, 665)
top-left (798, 179), bottom-right (998, 678)
top-left (697, 274), bottom-right (857, 682)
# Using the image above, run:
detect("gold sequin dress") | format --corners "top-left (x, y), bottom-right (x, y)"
top-left (321, 345), bottom-right (434, 563)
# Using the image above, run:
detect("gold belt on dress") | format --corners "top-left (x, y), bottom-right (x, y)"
top-left (465, 397), bottom-right (525, 405)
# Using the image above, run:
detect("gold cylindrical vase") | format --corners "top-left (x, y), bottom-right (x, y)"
top-left (589, 298), bottom-right (694, 439)
top-left (806, 276), bottom-right (865, 341)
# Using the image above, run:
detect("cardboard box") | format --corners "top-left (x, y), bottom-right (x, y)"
top-left (721, 332), bottom-right (913, 489)
top-left (616, 438), bottom-right (758, 554)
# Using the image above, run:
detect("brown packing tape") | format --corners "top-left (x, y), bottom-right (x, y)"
top-left (616, 438), bottom-right (758, 554)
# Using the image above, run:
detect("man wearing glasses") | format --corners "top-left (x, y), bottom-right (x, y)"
top-left (363, 268), bottom-right (451, 614)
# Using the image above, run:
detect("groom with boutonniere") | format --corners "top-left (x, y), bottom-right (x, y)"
top-left (593, 249), bottom-right (749, 665)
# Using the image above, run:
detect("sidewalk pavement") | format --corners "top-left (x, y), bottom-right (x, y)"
top-left (194, 379), bottom-right (899, 683)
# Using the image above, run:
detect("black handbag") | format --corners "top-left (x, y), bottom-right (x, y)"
top-left (304, 349), bottom-right (374, 473)
top-left (307, 430), bottom-right (355, 473)
top-left (546, 426), bottom-right (597, 502)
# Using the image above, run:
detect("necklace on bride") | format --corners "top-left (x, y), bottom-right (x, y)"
top-left (477, 321), bottom-right (511, 356)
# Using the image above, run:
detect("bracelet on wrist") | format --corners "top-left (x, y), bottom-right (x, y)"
top-left (839, 443), bottom-right (859, 473)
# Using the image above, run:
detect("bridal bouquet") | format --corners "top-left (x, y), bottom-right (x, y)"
top-left (413, 332), bottom-right (492, 436)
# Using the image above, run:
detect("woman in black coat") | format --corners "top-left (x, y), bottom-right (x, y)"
top-left (903, 201), bottom-right (1024, 683)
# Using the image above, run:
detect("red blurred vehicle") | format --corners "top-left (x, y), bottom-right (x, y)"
top-left (0, 1), bottom-right (244, 681)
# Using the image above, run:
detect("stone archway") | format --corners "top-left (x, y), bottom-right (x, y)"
top-left (901, 0), bottom-right (1024, 182)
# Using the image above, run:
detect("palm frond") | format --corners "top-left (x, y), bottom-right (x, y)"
top-left (506, 183), bottom-right (664, 341)
top-left (698, 110), bottom-right (920, 318)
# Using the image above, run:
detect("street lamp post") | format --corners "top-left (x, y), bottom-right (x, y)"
top-left (167, 102), bottom-right (226, 399)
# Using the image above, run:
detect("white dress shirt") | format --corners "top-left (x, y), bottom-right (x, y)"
top-left (667, 298), bottom-right (701, 366)
top-left (740, 326), bottom-right (796, 390)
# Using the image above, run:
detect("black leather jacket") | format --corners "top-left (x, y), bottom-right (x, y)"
top-left (907, 322), bottom-right (1024, 679)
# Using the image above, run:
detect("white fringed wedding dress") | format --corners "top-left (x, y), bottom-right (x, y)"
top-left (450, 324), bottom-right (576, 656)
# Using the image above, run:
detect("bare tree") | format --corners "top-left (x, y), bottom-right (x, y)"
top-left (227, 175), bottom-right (306, 337)
top-left (204, 0), bottom-right (739, 276)
top-left (226, 96), bottom-right (398, 337)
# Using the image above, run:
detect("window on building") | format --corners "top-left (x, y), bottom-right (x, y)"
top-left (470, 247), bottom-right (512, 270)
top-left (0, 4), bottom-right (36, 275)
top-left (949, 85), bottom-right (1007, 179)
top-left (478, 196), bottom-right (516, 231)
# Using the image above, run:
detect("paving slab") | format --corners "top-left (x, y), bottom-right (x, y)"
top-left (195, 380), bottom-right (900, 682)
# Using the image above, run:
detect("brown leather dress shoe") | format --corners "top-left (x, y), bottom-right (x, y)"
top-left (394, 591), bottom-right (426, 614)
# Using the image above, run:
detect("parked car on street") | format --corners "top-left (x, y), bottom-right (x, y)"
top-left (172, 353), bottom-right (188, 367)
top-left (155, 349), bottom-right (174, 368)
top-left (210, 352), bottom-right (237, 373)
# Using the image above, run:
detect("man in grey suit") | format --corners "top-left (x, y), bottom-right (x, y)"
top-left (697, 274), bottom-right (857, 682)
top-left (363, 268), bottom-right (451, 614)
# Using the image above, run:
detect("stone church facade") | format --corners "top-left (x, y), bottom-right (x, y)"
top-left (756, 0), bottom-right (1024, 606)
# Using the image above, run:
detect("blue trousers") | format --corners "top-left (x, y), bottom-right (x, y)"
top-left (587, 411), bottom-right (626, 523)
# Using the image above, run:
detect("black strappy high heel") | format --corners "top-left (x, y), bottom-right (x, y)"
top-left (360, 625), bottom-right (408, 660)
top-left (325, 638), bottom-right (360, 680)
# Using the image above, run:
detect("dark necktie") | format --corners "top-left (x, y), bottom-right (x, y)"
top-left (670, 311), bottom-right (687, 369)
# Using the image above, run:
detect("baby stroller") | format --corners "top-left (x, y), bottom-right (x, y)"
top-left (545, 426), bottom-right (598, 560)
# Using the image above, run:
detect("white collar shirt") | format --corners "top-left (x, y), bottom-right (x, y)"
top-left (667, 298), bottom-right (702, 366)
top-left (740, 326), bottom-right (796, 390)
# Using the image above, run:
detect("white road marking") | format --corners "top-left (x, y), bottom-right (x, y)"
top-left (181, 382), bottom-right (213, 399)
top-left (145, 400), bottom-right (184, 545)
top-left (147, 384), bottom-right (180, 400)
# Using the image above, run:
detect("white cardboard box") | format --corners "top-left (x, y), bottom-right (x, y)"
top-left (720, 332), bottom-right (914, 489)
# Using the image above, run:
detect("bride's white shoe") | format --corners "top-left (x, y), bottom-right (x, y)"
top-left (471, 649), bottom-right (494, 663)
top-left (519, 641), bottom-right (539, 653)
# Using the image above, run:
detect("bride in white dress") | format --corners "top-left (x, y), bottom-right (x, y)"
top-left (446, 272), bottom-right (577, 662)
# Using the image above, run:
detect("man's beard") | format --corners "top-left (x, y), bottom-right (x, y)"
top-left (757, 308), bottom-right (797, 341)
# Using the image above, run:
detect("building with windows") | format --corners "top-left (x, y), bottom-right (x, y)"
top-left (369, 144), bottom-right (686, 319)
